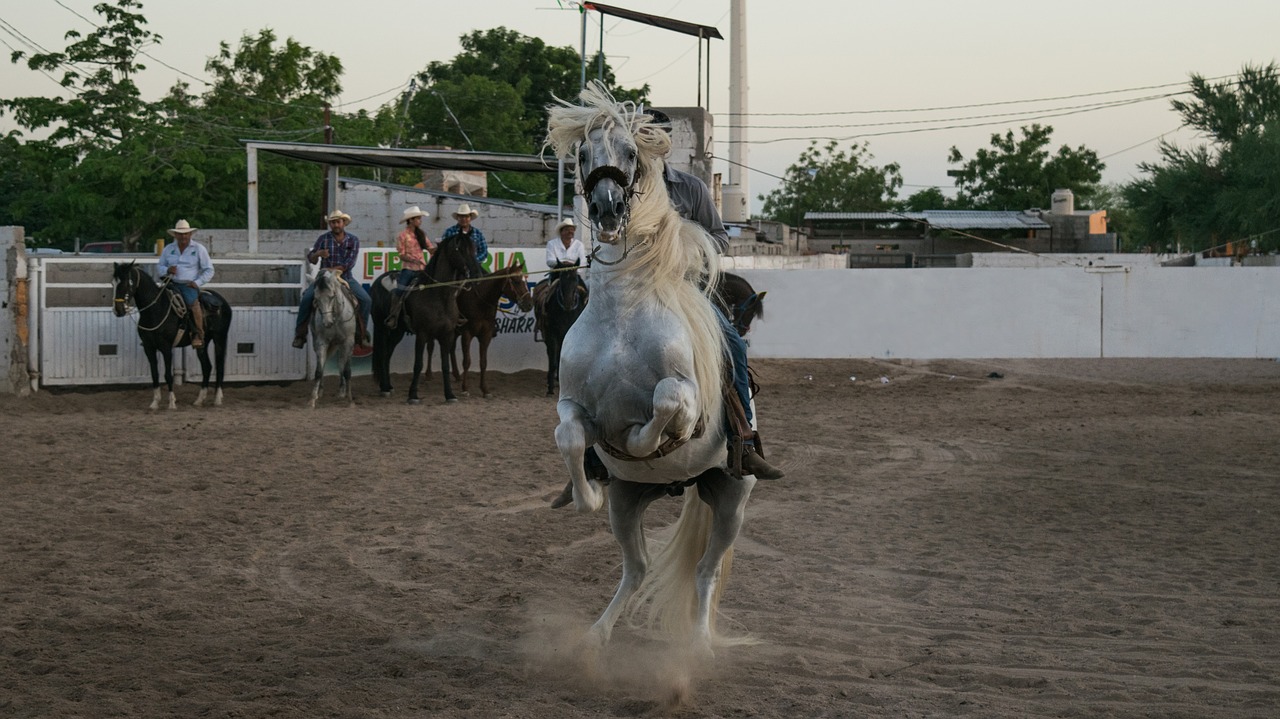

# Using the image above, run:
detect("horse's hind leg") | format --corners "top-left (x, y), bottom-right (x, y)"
top-left (554, 399), bottom-right (603, 512)
top-left (588, 481), bottom-right (666, 647)
top-left (691, 469), bottom-right (755, 656)
top-left (619, 377), bottom-right (698, 456)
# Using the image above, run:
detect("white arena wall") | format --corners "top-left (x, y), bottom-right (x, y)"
top-left (732, 266), bottom-right (1280, 360)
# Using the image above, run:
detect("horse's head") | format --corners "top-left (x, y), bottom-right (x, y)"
top-left (112, 261), bottom-right (138, 317)
top-left (546, 82), bottom-right (670, 248)
top-left (501, 260), bottom-right (534, 313)
top-left (433, 233), bottom-right (483, 284)
top-left (732, 290), bottom-right (766, 336)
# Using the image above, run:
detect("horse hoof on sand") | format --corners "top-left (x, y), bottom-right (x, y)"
top-left (446, 397), bottom-right (459, 404)
top-left (483, 392), bottom-right (493, 399)
top-left (407, 398), bottom-right (421, 405)
top-left (380, 391), bottom-right (392, 398)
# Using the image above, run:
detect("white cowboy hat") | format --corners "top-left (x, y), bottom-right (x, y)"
top-left (401, 206), bottom-right (429, 223)
top-left (324, 210), bottom-right (352, 224)
top-left (452, 203), bottom-right (479, 219)
top-left (555, 217), bottom-right (576, 232)
top-left (166, 219), bottom-right (198, 236)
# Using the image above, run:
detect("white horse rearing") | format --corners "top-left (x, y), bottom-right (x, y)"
top-left (545, 83), bottom-right (756, 657)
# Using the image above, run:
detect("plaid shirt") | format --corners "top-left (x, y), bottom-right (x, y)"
top-left (440, 224), bottom-right (489, 265)
top-left (310, 230), bottom-right (360, 280)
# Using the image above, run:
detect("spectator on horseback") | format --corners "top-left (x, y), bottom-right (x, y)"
top-left (534, 217), bottom-right (588, 329)
top-left (292, 210), bottom-right (371, 349)
top-left (385, 206), bottom-right (435, 329)
top-left (156, 219), bottom-right (214, 349)
top-left (440, 203), bottom-right (490, 267)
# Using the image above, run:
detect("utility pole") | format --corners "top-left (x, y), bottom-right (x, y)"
top-left (322, 103), bottom-right (333, 219)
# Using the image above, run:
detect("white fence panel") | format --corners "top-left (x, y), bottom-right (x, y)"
top-left (180, 307), bottom-right (306, 383)
top-left (41, 307), bottom-right (156, 385)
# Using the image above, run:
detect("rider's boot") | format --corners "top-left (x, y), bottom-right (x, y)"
top-left (385, 291), bottom-right (404, 329)
top-left (190, 301), bottom-right (206, 349)
top-left (355, 313), bottom-right (371, 348)
top-left (291, 311), bottom-right (309, 349)
top-left (739, 434), bottom-right (784, 480)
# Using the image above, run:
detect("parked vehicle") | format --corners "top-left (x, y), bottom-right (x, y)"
top-left (80, 241), bottom-right (126, 253)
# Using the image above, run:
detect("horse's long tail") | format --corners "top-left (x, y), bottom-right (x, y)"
top-left (626, 492), bottom-right (748, 647)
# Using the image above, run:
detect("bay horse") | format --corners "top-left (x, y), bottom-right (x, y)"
top-left (308, 269), bottom-right (356, 408)
top-left (454, 260), bottom-right (534, 398)
top-left (111, 261), bottom-right (232, 410)
top-left (714, 272), bottom-right (767, 337)
top-left (370, 232), bottom-right (482, 404)
top-left (544, 82), bottom-right (755, 660)
top-left (533, 262), bottom-right (588, 396)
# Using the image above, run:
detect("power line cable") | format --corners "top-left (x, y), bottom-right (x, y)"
top-left (726, 73), bottom-right (1244, 117)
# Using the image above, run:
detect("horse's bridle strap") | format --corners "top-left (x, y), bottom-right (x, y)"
top-left (582, 164), bottom-right (631, 196)
top-left (596, 418), bottom-right (705, 463)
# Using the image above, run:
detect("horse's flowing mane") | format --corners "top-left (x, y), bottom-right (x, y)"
top-left (545, 81), bottom-right (726, 427)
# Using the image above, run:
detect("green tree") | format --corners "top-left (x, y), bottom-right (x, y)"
top-left (898, 186), bottom-right (950, 212)
top-left (1123, 63), bottom-right (1280, 252)
top-left (401, 27), bottom-right (648, 202)
top-left (759, 140), bottom-right (903, 224)
top-left (947, 124), bottom-right (1104, 211)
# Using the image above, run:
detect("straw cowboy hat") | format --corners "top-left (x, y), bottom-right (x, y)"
top-left (452, 203), bottom-right (479, 219)
top-left (401, 206), bottom-right (429, 223)
top-left (324, 210), bottom-right (352, 224)
top-left (166, 219), bottom-right (198, 236)
top-left (555, 217), bottom-right (576, 233)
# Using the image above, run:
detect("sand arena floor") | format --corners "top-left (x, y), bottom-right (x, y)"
top-left (2, 357), bottom-right (1279, 717)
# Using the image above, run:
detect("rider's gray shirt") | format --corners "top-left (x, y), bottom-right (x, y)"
top-left (662, 163), bottom-right (729, 253)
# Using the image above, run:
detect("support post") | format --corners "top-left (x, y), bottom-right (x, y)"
top-left (247, 146), bottom-right (259, 254)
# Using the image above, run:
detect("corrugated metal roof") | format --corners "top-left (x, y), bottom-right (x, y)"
top-left (242, 140), bottom-right (561, 174)
top-left (804, 210), bottom-right (1050, 230)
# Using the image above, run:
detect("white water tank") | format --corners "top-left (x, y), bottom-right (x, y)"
top-left (1051, 188), bottom-right (1074, 215)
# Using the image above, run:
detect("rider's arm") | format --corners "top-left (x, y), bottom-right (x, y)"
top-left (195, 245), bottom-right (214, 286)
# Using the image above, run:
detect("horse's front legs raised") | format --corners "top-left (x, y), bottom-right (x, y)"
top-left (554, 399), bottom-right (603, 512)
top-left (587, 480), bottom-right (666, 647)
top-left (618, 377), bottom-right (698, 456)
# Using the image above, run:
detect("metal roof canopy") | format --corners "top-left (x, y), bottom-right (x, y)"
top-left (241, 140), bottom-right (563, 254)
top-left (244, 140), bottom-right (558, 173)
top-left (581, 3), bottom-right (722, 109)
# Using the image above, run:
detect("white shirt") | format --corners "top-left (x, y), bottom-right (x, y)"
top-left (157, 240), bottom-right (214, 285)
top-left (545, 237), bottom-right (587, 270)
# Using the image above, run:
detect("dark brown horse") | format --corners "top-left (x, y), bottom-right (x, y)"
top-left (111, 261), bottom-right (232, 410)
top-left (533, 262), bottom-right (587, 396)
top-left (370, 233), bottom-right (481, 404)
top-left (713, 272), bottom-right (767, 336)
top-left (453, 260), bottom-right (534, 398)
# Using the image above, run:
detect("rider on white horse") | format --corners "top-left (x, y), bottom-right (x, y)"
top-left (551, 108), bottom-right (782, 509)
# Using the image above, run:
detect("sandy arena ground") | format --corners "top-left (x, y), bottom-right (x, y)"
top-left (2, 357), bottom-right (1279, 717)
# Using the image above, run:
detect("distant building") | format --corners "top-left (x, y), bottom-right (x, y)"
top-left (803, 189), bottom-right (1116, 267)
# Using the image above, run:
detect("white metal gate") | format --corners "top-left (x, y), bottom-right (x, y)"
top-left (29, 255), bottom-right (310, 387)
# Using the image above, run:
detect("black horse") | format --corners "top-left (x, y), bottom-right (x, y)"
top-left (112, 261), bottom-right (232, 409)
top-left (370, 233), bottom-right (482, 404)
top-left (533, 262), bottom-right (587, 396)
top-left (713, 272), bottom-right (767, 336)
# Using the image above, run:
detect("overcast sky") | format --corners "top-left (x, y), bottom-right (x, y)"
top-left (3, 0), bottom-right (1278, 214)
